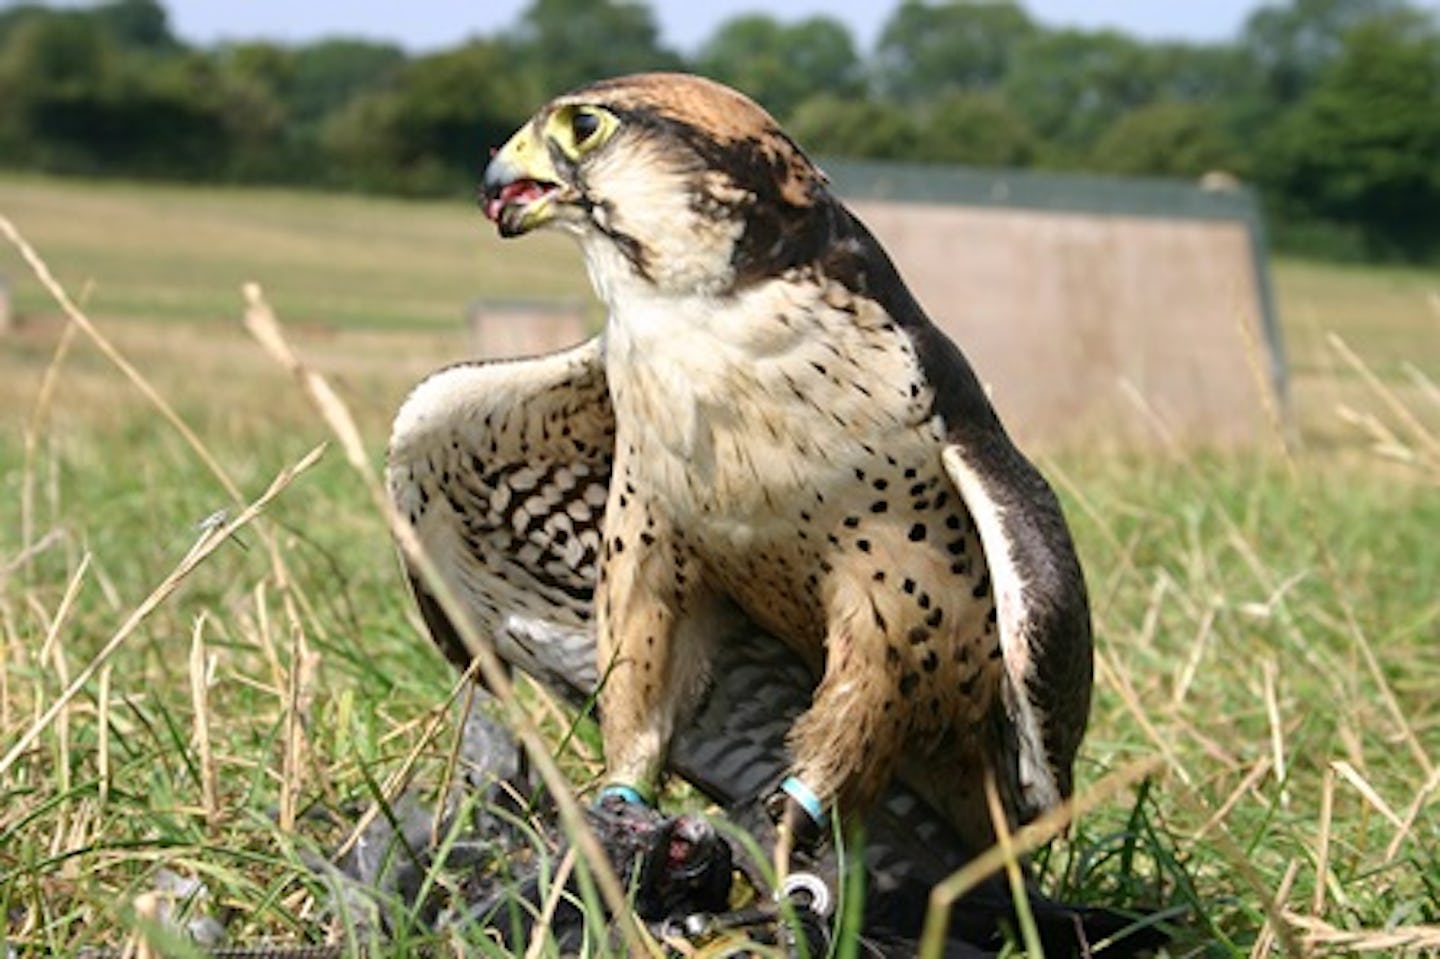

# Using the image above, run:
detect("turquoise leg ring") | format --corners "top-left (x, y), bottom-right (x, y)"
top-left (780, 776), bottom-right (828, 828)
top-left (597, 783), bottom-right (649, 806)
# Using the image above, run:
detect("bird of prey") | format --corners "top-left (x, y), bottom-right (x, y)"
top-left (392, 72), bottom-right (1093, 874)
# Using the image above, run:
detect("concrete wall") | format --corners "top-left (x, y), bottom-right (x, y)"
top-left (850, 201), bottom-right (1272, 448)
top-left (466, 300), bottom-right (588, 359)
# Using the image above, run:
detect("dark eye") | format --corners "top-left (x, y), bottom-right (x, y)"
top-left (571, 109), bottom-right (601, 145)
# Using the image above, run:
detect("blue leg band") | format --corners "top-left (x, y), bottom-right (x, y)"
top-left (597, 783), bottom-right (649, 806)
top-left (780, 776), bottom-right (828, 827)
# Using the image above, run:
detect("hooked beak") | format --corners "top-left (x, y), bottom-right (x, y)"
top-left (481, 124), bottom-right (565, 237)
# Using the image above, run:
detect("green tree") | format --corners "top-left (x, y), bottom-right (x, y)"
top-left (1004, 29), bottom-right (1164, 158)
top-left (0, 10), bottom-right (123, 168)
top-left (142, 52), bottom-right (287, 178)
top-left (288, 39), bottom-right (406, 126)
top-left (1089, 102), bottom-right (1245, 178)
top-left (205, 45), bottom-right (299, 179)
top-left (1145, 42), bottom-right (1259, 103)
top-left (322, 41), bottom-right (536, 194)
top-left (0, 4), bottom-right (43, 46)
top-left (913, 92), bottom-right (1036, 167)
top-left (0, 0), bottom-right (178, 52)
top-left (1242, 0), bottom-right (1409, 104)
top-left (787, 94), bottom-right (920, 161)
top-left (875, 0), bottom-right (1036, 101)
top-left (0, 2), bottom-right (218, 174)
top-left (1259, 11), bottom-right (1440, 257)
top-left (697, 14), bottom-right (861, 120)
top-left (90, 0), bottom-right (179, 52)
top-left (216, 42), bottom-right (296, 123)
top-left (505, 0), bottom-right (683, 95)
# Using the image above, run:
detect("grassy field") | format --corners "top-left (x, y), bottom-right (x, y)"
top-left (1, 174), bottom-right (1437, 956)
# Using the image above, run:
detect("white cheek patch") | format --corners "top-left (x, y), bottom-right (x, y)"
top-left (580, 139), bottom-right (743, 296)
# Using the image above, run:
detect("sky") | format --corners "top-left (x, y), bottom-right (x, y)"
top-left (144, 1), bottom-right (1274, 54)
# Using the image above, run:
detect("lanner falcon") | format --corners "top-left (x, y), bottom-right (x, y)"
top-left (389, 73), bottom-right (1093, 871)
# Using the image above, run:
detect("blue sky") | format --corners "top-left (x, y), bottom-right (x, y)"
top-left (149, 1), bottom-right (1283, 53)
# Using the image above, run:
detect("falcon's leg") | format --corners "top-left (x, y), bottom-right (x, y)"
top-left (594, 494), bottom-right (720, 802)
top-left (779, 618), bottom-right (907, 867)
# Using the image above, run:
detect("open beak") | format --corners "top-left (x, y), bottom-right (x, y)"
top-left (481, 123), bottom-right (565, 237)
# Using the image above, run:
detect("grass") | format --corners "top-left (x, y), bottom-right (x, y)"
top-left (1, 173), bottom-right (1437, 956)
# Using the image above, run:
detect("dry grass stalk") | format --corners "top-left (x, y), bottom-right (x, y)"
top-left (1404, 362), bottom-right (1440, 412)
top-left (1171, 603), bottom-right (1218, 706)
top-left (1250, 858), bottom-right (1302, 959)
top-left (190, 612), bottom-right (220, 826)
top-left (1, 529), bottom-right (63, 587)
top-left (36, 552), bottom-right (89, 669)
top-left (33, 551), bottom-right (88, 801)
top-left (1192, 756), bottom-right (1273, 842)
top-left (51, 618), bottom-right (71, 800)
top-left (984, 772), bottom-right (1043, 959)
top-left (1332, 760), bottom-right (1405, 830)
top-left (1313, 763), bottom-right (1335, 918)
top-left (241, 282), bottom-right (371, 474)
top-left (1329, 333), bottom-right (1440, 465)
top-left (1136, 573), bottom-right (1169, 652)
top-left (1337, 404), bottom-right (1417, 463)
top-left (277, 585), bottom-right (323, 831)
top-left (433, 673), bottom-right (482, 848)
top-left (248, 581), bottom-right (286, 695)
top-left (1165, 781), bottom-right (1305, 958)
top-left (98, 662), bottom-right (112, 807)
top-left (1285, 913), bottom-right (1440, 954)
top-left (1261, 658), bottom-right (1290, 810)
top-left (1386, 764), bottom-right (1440, 863)
top-left (525, 845), bottom-right (578, 959)
top-left (0, 628), bottom-right (9, 750)
top-left (1118, 377), bottom-right (1181, 452)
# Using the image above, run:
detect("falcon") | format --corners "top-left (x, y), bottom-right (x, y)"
top-left (391, 72), bottom-right (1093, 874)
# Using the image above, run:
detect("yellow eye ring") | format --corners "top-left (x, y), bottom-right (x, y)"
top-left (551, 105), bottom-right (618, 157)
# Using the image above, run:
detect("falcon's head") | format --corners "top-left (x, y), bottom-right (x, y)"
top-left (481, 73), bottom-right (832, 297)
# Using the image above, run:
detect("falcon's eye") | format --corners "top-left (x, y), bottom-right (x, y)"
top-left (571, 109), bottom-right (602, 146)
top-left (553, 105), bottom-right (617, 157)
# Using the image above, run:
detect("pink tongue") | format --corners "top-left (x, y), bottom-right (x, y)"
top-left (485, 179), bottom-right (549, 221)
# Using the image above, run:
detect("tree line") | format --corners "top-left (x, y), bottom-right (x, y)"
top-left (1, 0), bottom-right (1438, 260)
